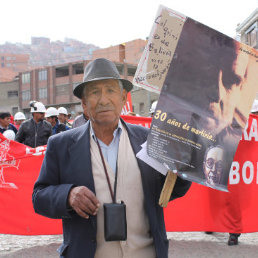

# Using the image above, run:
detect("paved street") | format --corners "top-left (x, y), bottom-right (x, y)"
top-left (0, 232), bottom-right (257, 257)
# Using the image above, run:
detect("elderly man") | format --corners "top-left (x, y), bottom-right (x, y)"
top-left (32, 58), bottom-right (191, 258)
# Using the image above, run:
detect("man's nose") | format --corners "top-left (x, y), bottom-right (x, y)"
top-left (98, 90), bottom-right (110, 104)
top-left (208, 70), bottom-right (226, 103)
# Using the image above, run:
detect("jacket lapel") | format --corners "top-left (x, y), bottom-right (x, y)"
top-left (68, 122), bottom-right (95, 194)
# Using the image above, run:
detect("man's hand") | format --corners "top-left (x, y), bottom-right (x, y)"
top-left (68, 186), bottom-right (100, 219)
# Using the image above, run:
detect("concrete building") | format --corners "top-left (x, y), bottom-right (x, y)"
top-left (236, 8), bottom-right (258, 99)
top-left (0, 78), bottom-right (19, 115)
top-left (19, 60), bottom-right (145, 117)
top-left (92, 39), bottom-right (146, 65)
top-left (236, 8), bottom-right (258, 49)
top-left (0, 53), bottom-right (30, 82)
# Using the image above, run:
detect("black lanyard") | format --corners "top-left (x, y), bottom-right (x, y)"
top-left (96, 138), bottom-right (118, 203)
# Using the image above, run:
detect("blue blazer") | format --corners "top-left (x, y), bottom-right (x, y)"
top-left (33, 120), bottom-right (191, 258)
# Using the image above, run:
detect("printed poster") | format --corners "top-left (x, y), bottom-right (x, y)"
top-left (133, 5), bottom-right (258, 191)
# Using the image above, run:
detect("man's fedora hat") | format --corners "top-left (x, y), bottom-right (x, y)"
top-left (73, 58), bottom-right (133, 99)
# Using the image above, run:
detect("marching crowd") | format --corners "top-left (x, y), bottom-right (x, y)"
top-left (0, 101), bottom-right (87, 147)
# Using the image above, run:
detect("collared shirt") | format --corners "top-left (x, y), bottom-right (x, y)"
top-left (90, 120), bottom-right (122, 173)
top-left (0, 123), bottom-right (17, 134)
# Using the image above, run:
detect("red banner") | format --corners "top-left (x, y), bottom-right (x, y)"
top-left (0, 115), bottom-right (258, 235)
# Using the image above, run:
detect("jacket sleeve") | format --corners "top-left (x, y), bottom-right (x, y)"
top-left (15, 123), bottom-right (26, 143)
top-left (32, 136), bottom-right (74, 219)
top-left (170, 176), bottom-right (191, 201)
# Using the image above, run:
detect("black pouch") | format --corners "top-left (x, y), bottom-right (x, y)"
top-left (103, 202), bottom-right (127, 241)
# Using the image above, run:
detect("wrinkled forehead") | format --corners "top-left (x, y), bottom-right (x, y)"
top-left (206, 147), bottom-right (223, 161)
top-left (87, 79), bottom-right (120, 90)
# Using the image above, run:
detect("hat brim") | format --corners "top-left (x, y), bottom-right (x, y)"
top-left (73, 77), bottom-right (133, 99)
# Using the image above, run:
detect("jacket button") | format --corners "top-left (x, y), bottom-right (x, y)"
top-left (91, 239), bottom-right (96, 243)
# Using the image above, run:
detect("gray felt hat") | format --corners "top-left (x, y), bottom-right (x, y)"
top-left (73, 58), bottom-right (133, 99)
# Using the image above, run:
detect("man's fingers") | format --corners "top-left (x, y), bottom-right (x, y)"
top-left (68, 186), bottom-right (100, 217)
top-left (75, 207), bottom-right (90, 219)
top-left (83, 188), bottom-right (100, 207)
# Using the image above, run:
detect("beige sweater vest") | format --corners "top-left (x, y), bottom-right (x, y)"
top-left (90, 125), bottom-right (156, 258)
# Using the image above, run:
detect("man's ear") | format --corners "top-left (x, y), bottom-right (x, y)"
top-left (122, 90), bottom-right (127, 105)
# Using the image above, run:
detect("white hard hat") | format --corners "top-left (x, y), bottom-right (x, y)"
top-left (30, 101), bottom-right (46, 113)
top-left (57, 107), bottom-right (68, 115)
top-left (45, 107), bottom-right (58, 118)
top-left (14, 112), bottom-right (26, 121)
top-left (149, 100), bottom-right (158, 114)
top-left (3, 130), bottom-right (15, 140)
top-left (251, 99), bottom-right (258, 113)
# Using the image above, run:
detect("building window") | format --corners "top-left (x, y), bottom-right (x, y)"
top-left (245, 25), bottom-right (258, 48)
top-left (22, 90), bottom-right (31, 101)
top-left (12, 107), bottom-right (18, 115)
top-left (127, 66), bottom-right (136, 76)
top-left (139, 102), bottom-right (145, 113)
top-left (8, 91), bottom-right (18, 98)
top-left (39, 70), bottom-right (47, 81)
top-left (72, 63), bottom-right (84, 74)
top-left (1, 56), bottom-right (4, 61)
top-left (1, 63), bottom-right (4, 67)
top-left (22, 72), bottom-right (30, 84)
top-left (39, 88), bottom-right (47, 99)
top-left (56, 66), bottom-right (69, 77)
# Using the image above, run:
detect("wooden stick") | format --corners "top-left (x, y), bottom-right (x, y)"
top-left (159, 171), bottom-right (177, 207)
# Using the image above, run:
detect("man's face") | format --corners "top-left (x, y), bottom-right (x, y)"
top-left (46, 117), bottom-right (56, 127)
top-left (15, 120), bottom-right (24, 126)
top-left (205, 46), bottom-right (249, 133)
top-left (0, 117), bottom-right (10, 128)
top-left (33, 112), bottom-right (45, 123)
top-left (82, 79), bottom-right (127, 127)
top-left (203, 146), bottom-right (224, 185)
top-left (58, 114), bottom-right (66, 123)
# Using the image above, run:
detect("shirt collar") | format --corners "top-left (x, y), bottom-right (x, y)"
top-left (90, 119), bottom-right (122, 143)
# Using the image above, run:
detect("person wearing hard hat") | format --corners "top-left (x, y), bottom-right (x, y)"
top-left (15, 101), bottom-right (52, 147)
top-left (57, 107), bottom-right (72, 129)
top-left (0, 112), bottom-right (17, 135)
top-left (149, 100), bottom-right (158, 117)
top-left (251, 99), bottom-right (258, 115)
top-left (14, 112), bottom-right (26, 129)
top-left (46, 107), bottom-right (70, 135)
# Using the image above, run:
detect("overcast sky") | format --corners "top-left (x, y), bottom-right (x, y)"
top-left (1, 0), bottom-right (257, 48)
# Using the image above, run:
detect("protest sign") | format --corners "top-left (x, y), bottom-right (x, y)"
top-left (133, 5), bottom-right (258, 191)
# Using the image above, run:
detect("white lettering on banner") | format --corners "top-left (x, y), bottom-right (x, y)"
top-left (242, 161), bottom-right (254, 184)
top-left (26, 146), bottom-right (46, 156)
top-left (0, 139), bottom-right (20, 189)
top-left (242, 118), bottom-right (258, 141)
top-left (229, 161), bottom-right (258, 185)
top-left (229, 162), bottom-right (240, 184)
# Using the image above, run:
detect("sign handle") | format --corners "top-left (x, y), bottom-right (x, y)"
top-left (159, 171), bottom-right (177, 207)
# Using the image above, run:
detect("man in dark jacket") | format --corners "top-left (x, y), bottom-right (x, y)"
top-left (0, 112), bottom-right (17, 135)
top-left (32, 59), bottom-right (191, 258)
top-left (15, 101), bottom-right (52, 147)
